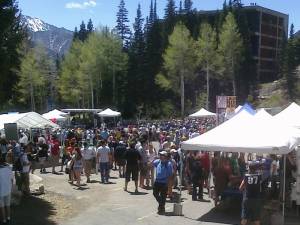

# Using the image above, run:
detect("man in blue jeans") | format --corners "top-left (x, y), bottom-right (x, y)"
top-left (152, 151), bottom-right (173, 214)
top-left (97, 140), bottom-right (111, 183)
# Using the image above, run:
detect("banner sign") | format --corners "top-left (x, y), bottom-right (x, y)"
top-left (216, 96), bottom-right (236, 124)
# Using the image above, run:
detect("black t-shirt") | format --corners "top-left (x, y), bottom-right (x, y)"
top-left (124, 148), bottom-right (141, 167)
top-left (244, 173), bottom-right (262, 199)
top-left (114, 144), bottom-right (126, 160)
top-left (38, 144), bottom-right (48, 158)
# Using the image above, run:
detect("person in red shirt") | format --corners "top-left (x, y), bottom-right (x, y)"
top-left (50, 136), bottom-right (60, 174)
top-left (200, 151), bottom-right (210, 193)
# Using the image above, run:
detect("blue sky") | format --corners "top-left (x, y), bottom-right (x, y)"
top-left (18, 0), bottom-right (300, 32)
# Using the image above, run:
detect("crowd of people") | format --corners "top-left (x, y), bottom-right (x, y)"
top-left (0, 116), bottom-right (298, 224)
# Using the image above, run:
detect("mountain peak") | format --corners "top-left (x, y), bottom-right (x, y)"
top-left (21, 15), bottom-right (50, 32)
top-left (21, 15), bottom-right (73, 57)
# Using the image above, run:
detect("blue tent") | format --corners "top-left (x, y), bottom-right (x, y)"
top-left (236, 102), bottom-right (256, 115)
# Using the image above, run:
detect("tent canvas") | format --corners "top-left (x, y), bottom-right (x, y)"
top-left (98, 108), bottom-right (121, 117)
top-left (254, 108), bottom-right (273, 120)
top-left (0, 112), bottom-right (59, 130)
top-left (182, 110), bottom-right (300, 154)
top-left (42, 109), bottom-right (68, 121)
top-left (274, 102), bottom-right (300, 128)
top-left (188, 108), bottom-right (216, 118)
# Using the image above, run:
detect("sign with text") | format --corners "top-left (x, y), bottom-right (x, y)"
top-left (216, 96), bottom-right (237, 124)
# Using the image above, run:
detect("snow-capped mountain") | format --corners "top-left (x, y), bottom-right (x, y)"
top-left (21, 15), bottom-right (73, 57)
top-left (21, 15), bottom-right (50, 32)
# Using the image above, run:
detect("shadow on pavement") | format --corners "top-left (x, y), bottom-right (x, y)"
top-left (197, 207), bottom-right (240, 224)
top-left (12, 196), bottom-right (57, 225)
top-left (128, 191), bottom-right (148, 195)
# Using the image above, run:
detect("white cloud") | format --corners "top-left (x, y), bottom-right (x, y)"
top-left (65, 0), bottom-right (97, 9)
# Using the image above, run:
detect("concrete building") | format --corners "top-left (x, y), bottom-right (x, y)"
top-left (245, 4), bottom-right (289, 82)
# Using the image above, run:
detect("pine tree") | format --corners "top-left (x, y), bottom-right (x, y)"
top-left (73, 27), bottom-right (79, 40)
top-left (78, 21), bottom-right (87, 41)
top-left (0, 0), bottom-right (25, 106)
top-left (127, 4), bottom-right (146, 111)
top-left (115, 0), bottom-right (131, 48)
top-left (179, 1), bottom-right (183, 14)
top-left (164, 0), bottom-right (176, 20)
top-left (163, 0), bottom-right (177, 46)
top-left (290, 23), bottom-right (295, 39)
top-left (153, 0), bottom-right (158, 21)
top-left (149, 0), bottom-right (154, 25)
top-left (87, 19), bottom-right (94, 34)
top-left (184, 0), bottom-right (193, 12)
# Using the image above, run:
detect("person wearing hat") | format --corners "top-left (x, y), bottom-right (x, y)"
top-left (239, 161), bottom-right (262, 225)
top-left (152, 150), bottom-right (173, 214)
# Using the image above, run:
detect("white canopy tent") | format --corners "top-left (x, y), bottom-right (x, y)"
top-left (98, 108), bottom-right (121, 118)
top-left (182, 109), bottom-right (300, 154)
top-left (254, 108), bottom-right (273, 120)
top-left (274, 102), bottom-right (300, 128)
top-left (0, 112), bottom-right (59, 130)
top-left (42, 109), bottom-right (68, 121)
top-left (182, 109), bottom-right (300, 220)
top-left (188, 108), bottom-right (216, 118)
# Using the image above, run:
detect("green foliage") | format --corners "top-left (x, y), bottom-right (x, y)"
top-left (158, 22), bottom-right (197, 116)
top-left (218, 12), bottom-right (244, 95)
top-left (115, 0), bottom-right (131, 47)
top-left (0, 0), bottom-right (25, 107)
top-left (58, 29), bottom-right (128, 109)
top-left (17, 44), bottom-right (53, 112)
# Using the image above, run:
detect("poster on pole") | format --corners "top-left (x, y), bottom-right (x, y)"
top-left (216, 96), bottom-right (236, 124)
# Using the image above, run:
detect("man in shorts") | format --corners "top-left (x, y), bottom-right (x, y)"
top-left (239, 161), bottom-right (262, 225)
top-left (0, 154), bottom-right (13, 224)
top-left (124, 142), bottom-right (141, 193)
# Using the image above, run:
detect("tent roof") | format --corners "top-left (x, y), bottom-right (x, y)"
top-left (274, 102), bottom-right (300, 128)
top-left (188, 108), bottom-right (216, 118)
top-left (182, 109), bottom-right (300, 154)
top-left (254, 108), bottom-right (272, 119)
top-left (0, 112), bottom-right (59, 130)
top-left (98, 108), bottom-right (121, 117)
top-left (42, 109), bottom-right (68, 120)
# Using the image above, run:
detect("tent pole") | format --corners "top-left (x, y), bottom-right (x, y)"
top-left (282, 154), bottom-right (286, 221)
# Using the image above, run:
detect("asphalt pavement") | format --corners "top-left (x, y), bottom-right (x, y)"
top-left (35, 168), bottom-right (239, 225)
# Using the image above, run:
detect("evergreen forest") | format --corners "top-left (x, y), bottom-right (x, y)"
top-left (1, 0), bottom-right (300, 118)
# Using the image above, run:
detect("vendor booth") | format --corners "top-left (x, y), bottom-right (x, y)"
top-left (98, 108), bottom-right (121, 117)
top-left (42, 109), bottom-right (68, 122)
top-left (188, 108), bottom-right (216, 118)
top-left (0, 112), bottom-right (59, 130)
top-left (182, 109), bottom-right (300, 222)
top-left (274, 102), bottom-right (300, 128)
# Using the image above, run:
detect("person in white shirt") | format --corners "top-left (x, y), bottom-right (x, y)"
top-left (81, 142), bottom-right (96, 183)
top-left (0, 155), bottom-right (13, 224)
top-left (97, 140), bottom-right (111, 184)
top-left (19, 133), bottom-right (28, 145)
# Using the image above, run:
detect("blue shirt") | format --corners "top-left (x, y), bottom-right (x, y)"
top-left (153, 159), bottom-right (173, 184)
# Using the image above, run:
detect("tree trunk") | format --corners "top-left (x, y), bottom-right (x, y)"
top-left (206, 62), bottom-right (210, 110)
top-left (30, 82), bottom-right (35, 112)
top-left (113, 66), bottom-right (116, 106)
top-left (180, 73), bottom-right (185, 118)
top-left (89, 74), bottom-right (94, 109)
top-left (232, 56), bottom-right (236, 96)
